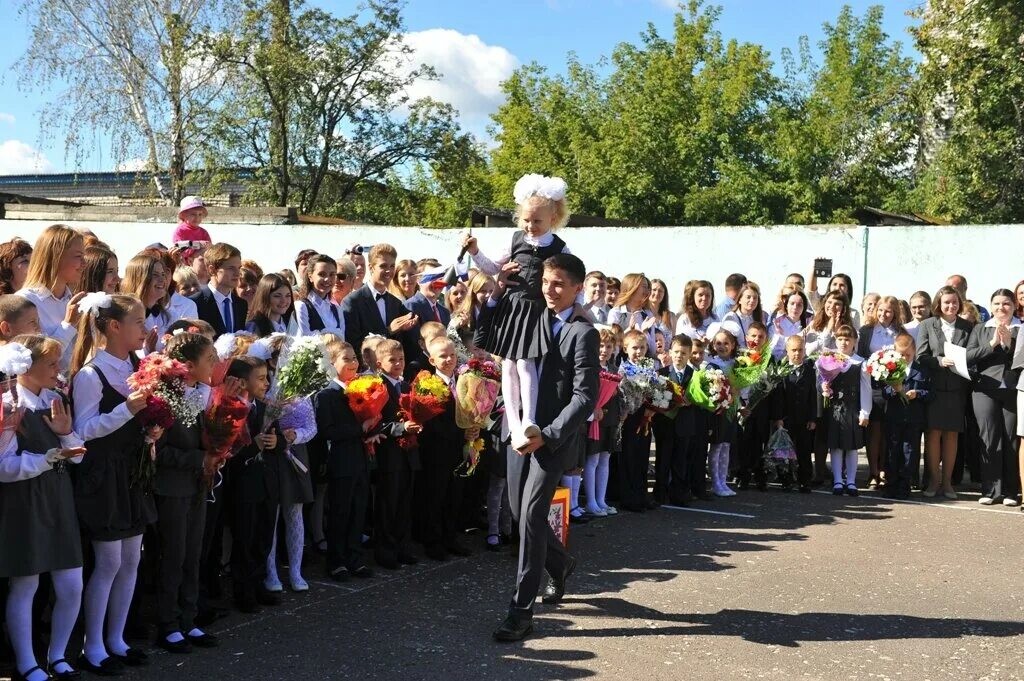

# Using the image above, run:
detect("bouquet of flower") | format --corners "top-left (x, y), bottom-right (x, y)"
top-left (685, 367), bottom-right (735, 414)
top-left (274, 336), bottom-right (334, 402)
top-left (589, 371), bottom-right (622, 440)
top-left (618, 358), bottom-right (659, 415)
top-left (815, 350), bottom-right (851, 407)
top-left (739, 359), bottom-right (793, 425)
top-left (865, 348), bottom-right (909, 403)
top-left (761, 427), bottom-right (798, 482)
top-left (395, 371), bottom-right (451, 450)
top-left (346, 375), bottom-right (389, 459)
top-left (126, 353), bottom-right (204, 492)
top-left (201, 386), bottom-right (251, 490)
top-left (731, 344), bottom-right (772, 389)
top-left (454, 359), bottom-right (501, 476)
top-left (278, 396), bottom-right (315, 474)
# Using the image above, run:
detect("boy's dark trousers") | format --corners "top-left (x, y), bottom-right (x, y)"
top-left (155, 493), bottom-right (207, 636)
top-left (327, 470), bottom-right (369, 572)
top-left (618, 410), bottom-right (652, 510)
top-left (886, 422), bottom-right (922, 497)
top-left (688, 411), bottom-right (709, 497)
top-left (789, 426), bottom-right (814, 487)
top-left (652, 414), bottom-right (674, 503)
top-left (738, 410), bottom-right (772, 486)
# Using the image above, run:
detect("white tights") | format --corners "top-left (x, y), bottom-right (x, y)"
top-left (831, 449), bottom-right (859, 486)
top-left (266, 503), bottom-right (305, 586)
top-left (502, 358), bottom-right (539, 438)
top-left (584, 451), bottom-right (612, 511)
top-left (82, 535), bottom-right (142, 665)
top-left (6, 568), bottom-right (82, 678)
top-left (561, 473), bottom-right (582, 512)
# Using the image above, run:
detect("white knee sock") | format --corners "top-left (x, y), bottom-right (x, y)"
top-left (6, 574), bottom-right (42, 677)
top-left (105, 534), bottom-right (142, 657)
top-left (845, 450), bottom-right (859, 486)
top-left (584, 453), bottom-right (601, 513)
top-left (83, 541), bottom-right (121, 664)
top-left (48, 568), bottom-right (83, 671)
top-left (719, 444), bottom-right (732, 487)
top-left (708, 448), bottom-right (720, 490)
top-left (283, 503), bottom-right (305, 583)
top-left (830, 449), bottom-right (845, 486)
top-left (517, 358), bottom-right (539, 428)
top-left (502, 359), bottom-right (522, 437)
top-left (596, 452), bottom-right (611, 508)
top-left (266, 505), bottom-right (282, 584)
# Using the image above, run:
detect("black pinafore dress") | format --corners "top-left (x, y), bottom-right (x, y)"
top-left (480, 231), bottom-right (566, 361)
top-left (74, 365), bottom-right (157, 541)
top-left (0, 406), bottom-right (83, 577)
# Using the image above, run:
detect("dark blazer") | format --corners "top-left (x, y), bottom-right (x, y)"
top-left (190, 287), bottom-right (248, 337)
top-left (478, 302), bottom-right (599, 470)
top-left (404, 291), bottom-right (451, 327)
top-left (882, 361), bottom-right (933, 426)
top-left (227, 400), bottom-right (284, 503)
top-left (780, 359), bottom-right (818, 428)
top-left (856, 324), bottom-right (901, 360)
top-left (342, 285), bottom-right (407, 356)
top-left (658, 364), bottom-right (695, 437)
top-left (915, 316), bottom-right (974, 392)
top-left (309, 382), bottom-right (368, 479)
top-left (402, 291), bottom-right (451, 372)
top-left (155, 412), bottom-right (205, 498)
top-left (419, 372), bottom-right (463, 470)
top-left (375, 377), bottom-right (422, 473)
top-left (967, 323), bottom-right (1020, 391)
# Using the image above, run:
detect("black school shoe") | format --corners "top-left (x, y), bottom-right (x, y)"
top-left (155, 636), bottom-right (192, 654)
top-left (109, 649), bottom-right (147, 667)
top-left (493, 613), bottom-right (533, 642)
top-left (186, 632), bottom-right (220, 649)
top-left (846, 483), bottom-right (859, 497)
top-left (76, 655), bottom-right (124, 676)
top-left (48, 659), bottom-right (81, 680)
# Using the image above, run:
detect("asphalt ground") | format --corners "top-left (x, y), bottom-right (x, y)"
top-left (75, 463), bottom-right (1024, 681)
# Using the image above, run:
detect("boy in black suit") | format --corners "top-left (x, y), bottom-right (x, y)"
top-left (656, 334), bottom-right (696, 505)
top-left (189, 242), bottom-right (247, 337)
top-left (688, 338), bottom-right (712, 500)
top-left (737, 322), bottom-right (784, 491)
top-left (371, 339), bottom-right (422, 569)
top-left (341, 243), bottom-right (418, 358)
top-left (418, 336), bottom-right (476, 561)
top-left (780, 335), bottom-right (818, 493)
top-left (884, 333), bottom-right (933, 499)
top-left (309, 338), bottom-right (375, 581)
top-left (224, 357), bottom-right (284, 613)
top-left (404, 321), bottom-right (446, 380)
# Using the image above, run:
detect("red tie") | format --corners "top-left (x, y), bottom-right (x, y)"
top-left (432, 303), bottom-right (441, 323)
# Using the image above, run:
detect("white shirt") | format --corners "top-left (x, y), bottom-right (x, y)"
top-left (363, 284), bottom-right (389, 326)
top-left (607, 306), bottom-right (658, 356)
top-left (17, 286), bottom-right (77, 369)
top-left (940, 317), bottom-right (957, 343)
top-left (0, 384), bottom-right (85, 482)
top-left (867, 324), bottom-right (898, 354)
top-left (804, 327), bottom-right (836, 356)
top-left (721, 310), bottom-right (772, 344)
top-left (675, 311), bottom-right (718, 340)
top-left (550, 306), bottom-right (574, 339)
top-left (471, 231), bottom-right (571, 276)
top-left (209, 284), bottom-right (235, 331)
top-left (296, 293), bottom-right (344, 338)
top-left (847, 354), bottom-right (875, 422)
top-left (904, 319), bottom-right (921, 344)
top-left (72, 349), bottom-right (135, 441)
top-left (167, 292), bottom-right (198, 323)
top-left (769, 316), bottom-right (805, 358)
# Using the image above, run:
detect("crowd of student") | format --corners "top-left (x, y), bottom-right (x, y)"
top-left (1, 183), bottom-right (1023, 671)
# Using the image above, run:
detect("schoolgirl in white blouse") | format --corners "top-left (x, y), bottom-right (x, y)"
top-left (675, 279), bottom-right (719, 340)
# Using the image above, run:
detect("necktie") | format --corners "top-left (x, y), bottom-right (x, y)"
top-left (432, 303), bottom-right (441, 323)
top-left (550, 311), bottom-right (562, 341)
top-left (222, 297), bottom-right (233, 332)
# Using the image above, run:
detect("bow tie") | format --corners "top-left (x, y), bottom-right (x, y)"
top-left (375, 292), bottom-right (386, 301)
top-left (146, 305), bottom-right (162, 318)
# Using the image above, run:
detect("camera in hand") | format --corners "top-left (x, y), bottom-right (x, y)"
top-left (814, 258), bottom-right (833, 278)
top-left (346, 244), bottom-right (373, 256)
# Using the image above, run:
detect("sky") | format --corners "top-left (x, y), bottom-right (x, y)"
top-left (0, 0), bottom-right (922, 175)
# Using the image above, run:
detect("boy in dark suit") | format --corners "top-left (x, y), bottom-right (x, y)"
top-left (371, 339), bottom-right (422, 569)
top-left (884, 333), bottom-right (933, 499)
top-left (780, 335), bottom-right (818, 493)
top-left (309, 338), bottom-right (375, 581)
top-left (656, 334), bottom-right (696, 505)
top-left (341, 243), bottom-right (418, 359)
top-left (402, 263), bottom-right (452, 360)
top-left (418, 336), bottom-right (475, 561)
top-left (224, 357), bottom-right (284, 613)
top-left (687, 338), bottom-right (712, 500)
top-left (189, 242), bottom-right (248, 337)
top-left (737, 322), bottom-right (784, 491)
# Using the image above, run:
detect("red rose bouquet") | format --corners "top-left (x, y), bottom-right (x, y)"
top-left (397, 371), bottom-right (451, 450)
top-left (346, 375), bottom-right (389, 458)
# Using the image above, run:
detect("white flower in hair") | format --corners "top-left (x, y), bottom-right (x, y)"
top-left (214, 333), bottom-right (239, 361)
top-left (77, 292), bottom-right (113, 316)
top-left (247, 333), bottom-right (287, 361)
top-left (513, 173), bottom-right (567, 204)
top-left (0, 343), bottom-right (33, 377)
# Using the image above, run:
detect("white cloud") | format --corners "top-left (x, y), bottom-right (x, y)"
top-left (0, 140), bottom-right (53, 174)
top-left (400, 29), bottom-right (518, 124)
top-left (115, 157), bottom-right (148, 172)
top-left (0, 113), bottom-right (14, 126)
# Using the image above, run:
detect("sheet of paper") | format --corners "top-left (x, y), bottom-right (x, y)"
top-left (945, 343), bottom-right (971, 380)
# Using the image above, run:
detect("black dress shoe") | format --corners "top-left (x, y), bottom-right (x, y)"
top-left (110, 648), bottom-right (147, 667)
top-left (397, 552), bottom-right (419, 565)
top-left (645, 497), bottom-right (660, 510)
top-left (155, 636), bottom-right (192, 654)
top-left (375, 553), bottom-right (400, 570)
top-left (76, 656), bottom-right (124, 676)
top-left (492, 614), bottom-right (533, 642)
top-left (48, 659), bottom-right (82, 680)
top-left (425, 544), bottom-right (448, 561)
top-left (256, 588), bottom-right (281, 606)
top-left (194, 606), bottom-right (229, 628)
top-left (348, 564), bottom-right (374, 578)
top-left (445, 542), bottom-right (471, 557)
top-left (186, 632), bottom-right (220, 649)
top-left (542, 555), bottom-right (577, 604)
top-left (15, 664), bottom-right (52, 681)
top-left (328, 567), bottom-right (349, 583)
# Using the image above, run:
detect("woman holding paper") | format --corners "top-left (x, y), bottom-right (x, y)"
top-left (916, 286), bottom-right (975, 498)
top-left (966, 289), bottom-right (1021, 506)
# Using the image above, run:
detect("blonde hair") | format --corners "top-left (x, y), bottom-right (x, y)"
top-left (11, 333), bottom-right (63, 363)
top-left (426, 335), bottom-right (454, 355)
top-left (173, 265), bottom-right (200, 290)
top-left (419, 321), bottom-right (446, 342)
top-left (614, 273), bottom-right (652, 310)
top-left (122, 252), bottom-right (167, 310)
top-left (70, 294), bottom-right (142, 376)
top-left (375, 339), bottom-right (403, 357)
top-left (514, 195), bottom-right (569, 231)
top-left (368, 243), bottom-right (397, 266)
top-left (324, 337), bottom-right (354, 363)
top-left (23, 224), bottom-right (83, 293)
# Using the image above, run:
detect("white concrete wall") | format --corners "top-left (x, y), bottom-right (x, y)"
top-left (2, 219), bottom-right (1020, 309)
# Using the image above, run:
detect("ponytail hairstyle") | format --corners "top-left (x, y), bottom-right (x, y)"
top-left (164, 331), bottom-right (214, 365)
top-left (23, 224), bottom-right (84, 294)
top-left (299, 254), bottom-right (336, 302)
top-left (70, 294), bottom-right (142, 376)
top-left (78, 246), bottom-right (118, 294)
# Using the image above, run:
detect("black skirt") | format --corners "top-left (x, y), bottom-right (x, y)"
top-left (0, 467), bottom-right (83, 577)
top-left (480, 292), bottom-right (548, 361)
top-left (927, 389), bottom-right (968, 432)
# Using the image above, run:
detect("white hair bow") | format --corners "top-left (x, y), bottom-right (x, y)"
top-left (0, 343), bottom-right (33, 377)
top-left (513, 174), bottom-right (568, 205)
top-left (77, 292), bottom-right (113, 316)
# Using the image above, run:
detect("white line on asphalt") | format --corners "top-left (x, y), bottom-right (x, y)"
top-left (661, 504), bottom-right (757, 519)
top-left (810, 489), bottom-right (1022, 516)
